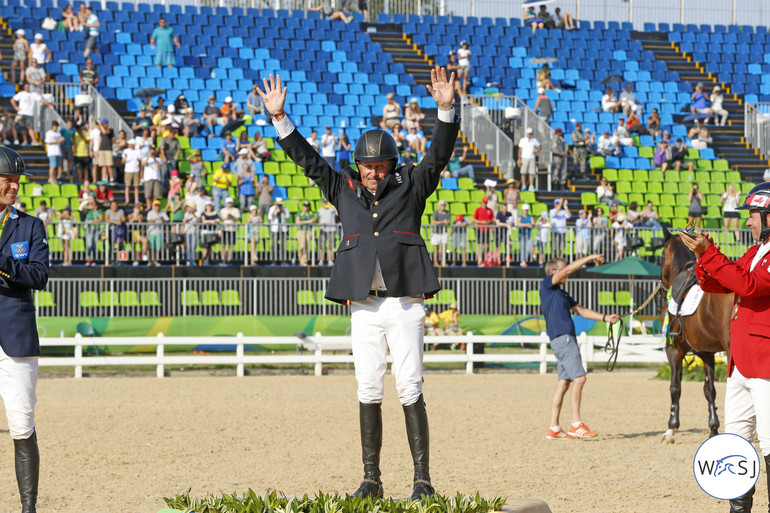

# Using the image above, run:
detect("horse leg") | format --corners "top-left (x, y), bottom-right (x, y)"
top-left (701, 352), bottom-right (720, 437)
top-left (663, 342), bottom-right (684, 443)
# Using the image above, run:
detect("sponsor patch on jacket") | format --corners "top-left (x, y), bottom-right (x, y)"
top-left (347, 178), bottom-right (354, 190)
top-left (11, 241), bottom-right (29, 260)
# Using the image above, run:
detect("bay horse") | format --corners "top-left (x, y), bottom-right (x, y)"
top-left (659, 225), bottom-right (732, 443)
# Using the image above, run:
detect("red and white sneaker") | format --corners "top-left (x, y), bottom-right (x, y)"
top-left (568, 422), bottom-right (597, 438)
top-left (545, 427), bottom-right (573, 440)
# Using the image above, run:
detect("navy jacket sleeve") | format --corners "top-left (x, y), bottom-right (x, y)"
top-left (0, 216), bottom-right (49, 290)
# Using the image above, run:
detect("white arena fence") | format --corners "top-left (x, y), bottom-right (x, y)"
top-left (39, 332), bottom-right (672, 378)
top-left (38, 276), bottom-right (664, 317)
top-left (38, 221), bottom-right (754, 267)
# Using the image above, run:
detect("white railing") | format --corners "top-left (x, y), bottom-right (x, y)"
top-left (460, 96), bottom-right (514, 180)
top-left (39, 331), bottom-right (670, 378)
top-left (40, 83), bottom-right (134, 140)
top-left (745, 102), bottom-right (770, 161)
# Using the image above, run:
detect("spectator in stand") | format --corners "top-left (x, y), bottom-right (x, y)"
top-left (251, 132), bottom-right (272, 161)
top-left (72, 121), bottom-right (90, 182)
top-left (142, 148), bottom-right (163, 210)
top-left (338, 133), bottom-right (352, 169)
top-left (596, 130), bottom-right (617, 157)
top-left (78, 57), bottom-right (99, 91)
top-left (295, 200), bottom-right (315, 266)
top-left (203, 95), bottom-right (227, 128)
top-left (688, 183), bottom-right (705, 229)
top-left (157, 129), bottom-right (179, 185)
top-left (608, 201), bottom-right (620, 224)
top-left (451, 214), bottom-right (468, 266)
top-left (457, 40), bottom-right (471, 94)
top-left (257, 174), bottom-right (274, 221)
top-left (721, 184), bottom-right (741, 242)
top-left (710, 86), bottom-right (728, 126)
top-left (220, 132), bottom-right (238, 163)
top-left (29, 34), bottom-right (52, 69)
top-left (445, 52), bottom-right (464, 97)
top-left (626, 110), bottom-right (648, 136)
top-left (380, 92), bottom-right (401, 130)
top-left (113, 129), bottom-right (128, 182)
top-left (146, 200), bottom-right (168, 266)
top-left (551, 7), bottom-right (575, 30)
top-left (667, 138), bottom-right (694, 173)
top-left (11, 82), bottom-right (53, 145)
top-left (306, 129), bottom-right (320, 152)
top-left (517, 204), bottom-right (533, 266)
top-left (166, 169), bottom-right (181, 201)
top-left (504, 180), bottom-right (521, 212)
top-left (431, 200), bottom-right (451, 266)
top-left (127, 203), bottom-right (148, 265)
top-left (647, 108), bottom-right (661, 140)
top-left (611, 212), bottom-right (632, 261)
top-left (404, 98), bottom-right (426, 131)
top-left (484, 181), bottom-right (499, 213)
top-left (473, 197), bottom-right (494, 266)
top-left (246, 84), bottom-right (264, 119)
top-left (308, 2), bottom-right (354, 23)
top-left (235, 149), bottom-right (256, 209)
top-left (211, 162), bottom-right (235, 212)
top-left (619, 83), bottom-right (640, 115)
top-left (688, 124), bottom-right (712, 150)
top-left (494, 203), bottom-right (514, 258)
top-left (690, 82), bottom-right (713, 121)
top-left (551, 128), bottom-right (567, 189)
top-left (406, 126), bottom-right (426, 155)
top-left (188, 150), bottom-right (204, 187)
top-left (524, 6), bottom-right (544, 35)
top-left (549, 198), bottom-right (570, 259)
top-left (97, 118), bottom-right (115, 184)
top-left (83, 6), bottom-right (99, 58)
top-left (44, 121), bottom-right (64, 184)
top-left (235, 131), bottom-right (252, 159)
top-left (535, 211), bottom-right (551, 265)
top-left (173, 94), bottom-right (189, 113)
top-left (218, 197), bottom-right (239, 265)
top-left (390, 123), bottom-right (406, 154)
top-left (94, 180), bottom-right (114, 210)
top-left (601, 86), bottom-right (621, 113)
top-left (122, 139), bottom-right (141, 206)
top-left (653, 139), bottom-right (669, 171)
top-left (625, 201), bottom-right (641, 226)
top-left (131, 108), bottom-right (151, 133)
top-left (316, 198), bottom-right (338, 265)
top-left (135, 127), bottom-right (152, 159)
top-left (638, 201), bottom-right (662, 229)
top-left (571, 122), bottom-right (588, 178)
top-left (181, 108), bottom-right (204, 138)
top-left (199, 201), bottom-right (220, 265)
top-left (575, 209), bottom-right (591, 259)
top-left (596, 176), bottom-right (624, 206)
top-left (83, 196), bottom-right (102, 266)
top-left (535, 87), bottom-right (553, 122)
top-left (245, 204), bottom-right (259, 265)
top-left (320, 125), bottom-right (338, 170)
top-left (59, 118), bottom-right (76, 178)
top-left (61, 4), bottom-right (80, 31)
top-left (25, 59), bottom-right (45, 94)
top-left (402, 146), bottom-right (418, 167)
top-left (150, 17), bottom-right (180, 68)
top-left (104, 199), bottom-right (126, 258)
top-left (536, 64), bottom-right (555, 91)
top-left (267, 197), bottom-right (290, 263)
top-left (517, 127), bottom-right (541, 192)
top-left (446, 146), bottom-right (475, 181)
top-left (11, 29), bottom-right (29, 85)
top-left (583, 128), bottom-right (597, 156)
top-left (33, 199), bottom-right (55, 228)
top-left (356, 0), bottom-right (368, 21)
top-left (591, 206), bottom-right (608, 255)
top-left (182, 201), bottom-right (199, 266)
top-left (58, 206), bottom-right (74, 266)
top-left (612, 117), bottom-right (633, 147)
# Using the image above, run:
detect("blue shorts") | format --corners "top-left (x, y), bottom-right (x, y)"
top-left (155, 52), bottom-right (175, 66)
top-left (48, 155), bottom-right (61, 168)
top-left (550, 334), bottom-right (586, 381)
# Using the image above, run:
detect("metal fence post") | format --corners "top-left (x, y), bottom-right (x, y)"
top-left (74, 333), bottom-right (83, 379)
top-left (236, 332), bottom-right (244, 377)
top-left (465, 331), bottom-right (473, 374)
top-left (314, 331), bottom-right (323, 376)
top-left (156, 333), bottom-right (165, 378)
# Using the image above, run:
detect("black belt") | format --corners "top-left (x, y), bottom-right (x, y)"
top-left (369, 290), bottom-right (391, 298)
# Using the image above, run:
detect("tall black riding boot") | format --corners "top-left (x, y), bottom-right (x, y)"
top-left (352, 402), bottom-right (384, 498)
top-left (14, 431), bottom-right (39, 513)
top-left (403, 394), bottom-right (434, 501)
top-left (728, 486), bottom-right (754, 513)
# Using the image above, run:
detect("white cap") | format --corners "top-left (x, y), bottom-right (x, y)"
top-left (521, 203), bottom-right (530, 210)
top-left (225, 96), bottom-right (233, 103)
top-left (204, 199), bottom-right (214, 206)
top-left (238, 148), bottom-right (248, 155)
top-left (410, 97), bottom-right (419, 104)
top-left (167, 105), bottom-right (175, 112)
top-left (34, 33), bottom-right (43, 40)
top-left (127, 138), bottom-right (135, 145)
top-left (525, 127), bottom-right (533, 134)
top-left (275, 197), bottom-right (283, 204)
top-left (225, 197), bottom-right (234, 204)
top-left (537, 87), bottom-right (545, 94)
top-left (15, 29), bottom-right (25, 36)
top-left (249, 204), bottom-right (258, 211)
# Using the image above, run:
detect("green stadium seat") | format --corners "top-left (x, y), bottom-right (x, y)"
top-left (80, 291), bottom-right (100, 308)
top-left (271, 149), bottom-right (287, 161)
top-left (598, 291), bottom-right (615, 306)
top-left (181, 290), bottom-right (200, 306)
top-left (618, 169), bottom-right (634, 181)
top-left (426, 289), bottom-right (457, 306)
top-left (201, 291), bottom-right (220, 306)
top-left (686, 148), bottom-right (700, 160)
top-left (601, 169), bottom-right (618, 181)
top-left (297, 289), bottom-right (316, 305)
top-left (139, 292), bottom-right (161, 309)
top-left (263, 162), bottom-right (280, 174)
top-left (710, 171), bottom-right (725, 183)
top-left (615, 291), bottom-right (631, 307)
top-left (100, 291), bottom-right (119, 307)
top-left (526, 290), bottom-right (540, 306)
top-left (35, 291), bottom-right (56, 307)
top-left (119, 290), bottom-right (140, 307)
top-left (649, 170), bottom-right (664, 182)
top-left (742, 182), bottom-right (754, 193)
top-left (292, 175), bottom-right (308, 186)
top-left (281, 162), bottom-right (298, 174)
top-left (633, 170), bottom-right (649, 182)
top-left (276, 175), bottom-right (292, 187)
top-left (221, 289), bottom-right (242, 306)
top-left (52, 197), bottom-right (69, 210)
top-left (315, 290), bottom-right (336, 305)
top-left (520, 191), bottom-right (536, 204)
top-left (60, 184), bottom-right (78, 197)
top-left (589, 156), bottom-right (605, 169)
top-left (616, 181), bottom-right (632, 194)
top-left (710, 183), bottom-right (725, 195)
top-left (713, 160), bottom-right (730, 171)
top-left (697, 160), bottom-right (713, 171)
top-left (645, 193), bottom-right (660, 205)
top-left (657, 205), bottom-right (674, 219)
top-left (638, 147), bottom-right (654, 159)
top-left (510, 289), bottom-right (526, 306)
top-left (177, 136), bottom-right (190, 149)
top-left (458, 177), bottom-right (474, 190)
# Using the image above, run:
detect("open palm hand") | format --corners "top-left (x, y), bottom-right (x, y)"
top-left (425, 66), bottom-right (455, 111)
top-left (256, 74), bottom-right (287, 116)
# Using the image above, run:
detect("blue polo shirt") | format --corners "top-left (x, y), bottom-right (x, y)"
top-left (539, 274), bottom-right (578, 340)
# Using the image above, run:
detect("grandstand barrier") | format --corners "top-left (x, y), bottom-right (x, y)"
top-left (39, 276), bottom-right (663, 317)
top-left (40, 82), bottom-right (134, 140)
top-left (745, 102), bottom-right (770, 161)
top-left (460, 95), bottom-right (515, 179)
top-left (39, 331), bottom-right (670, 378)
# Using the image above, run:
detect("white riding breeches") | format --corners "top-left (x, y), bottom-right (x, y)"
top-left (0, 345), bottom-right (37, 440)
top-left (351, 295), bottom-right (425, 406)
top-left (725, 364), bottom-right (770, 456)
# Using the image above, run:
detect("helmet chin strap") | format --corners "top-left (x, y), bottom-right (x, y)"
top-left (761, 212), bottom-right (770, 243)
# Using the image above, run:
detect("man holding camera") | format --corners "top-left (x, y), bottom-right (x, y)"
top-left (549, 198), bottom-right (571, 259)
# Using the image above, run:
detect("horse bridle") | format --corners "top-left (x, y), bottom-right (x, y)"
top-left (604, 283), bottom-right (664, 371)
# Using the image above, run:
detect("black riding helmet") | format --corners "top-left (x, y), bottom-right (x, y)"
top-left (354, 129), bottom-right (399, 169)
top-left (0, 147), bottom-right (28, 176)
top-left (737, 181), bottom-right (770, 242)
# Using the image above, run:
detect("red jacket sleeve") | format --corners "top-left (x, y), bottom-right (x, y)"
top-left (697, 244), bottom-right (770, 297)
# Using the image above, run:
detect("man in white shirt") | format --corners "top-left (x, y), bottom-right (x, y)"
top-left (10, 82), bottom-right (53, 145)
top-left (306, 130), bottom-right (320, 153)
top-left (88, 121), bottom-right (102, 182)
top-left (84, 6), bottom-right (100, 58)
top-left (218, 197), bottom-right (240, 265)
top-left (24, 60), bottom-right (46, 94)
top-left (601, 86), bottom-right (621, 113)
top-left (710, 86), bottom-right (729, 126)
top-left (596, 130), bottom-right (617, 156)
top-left (517, 127), bottom-right (541, 192)
top-left (142, 149), bottom-right (163, 210)
top-left (619, 83), bottom-right (640, 115)
top-left (320, 125), bottom-right (338, 170)
top-left (44, 120), bottom-right (64, 184)
top-left (549, 198), bottom-right (571, 259)
top-left (267, 197), bottom-right (290, 263)
top-left (122, 139), bottom-right (142, 206)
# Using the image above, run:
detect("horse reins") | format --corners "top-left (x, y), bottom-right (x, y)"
top-left (604, 283), bottom-right (664, 371)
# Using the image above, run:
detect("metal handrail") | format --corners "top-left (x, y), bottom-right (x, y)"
top-left (41, 83), bottom-right (133, 140)
top-left (745, 102), bottom-right (770, 164)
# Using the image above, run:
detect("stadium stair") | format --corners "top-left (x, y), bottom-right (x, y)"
top-left (633, 31), bottom-right (768, 180)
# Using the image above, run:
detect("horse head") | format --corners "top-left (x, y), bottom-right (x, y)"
top-left (661, 224), bottom-right (696, 289)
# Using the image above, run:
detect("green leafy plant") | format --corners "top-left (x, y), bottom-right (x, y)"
top-left (163, 491), bottom-right (506, 513)
top-left (655, 355), bottom-right (728, 382)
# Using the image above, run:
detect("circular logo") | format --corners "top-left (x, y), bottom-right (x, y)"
top-left (693, 433), bottom-right (760, 500)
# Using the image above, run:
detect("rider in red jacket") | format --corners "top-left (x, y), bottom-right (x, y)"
top-left (680, 182), bottom-right (770, 513)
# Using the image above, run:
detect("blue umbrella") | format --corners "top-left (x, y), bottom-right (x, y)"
top-left (523, 0), bottom-right (555, 7)
top-left (682, 112), bottom-right (711, 123)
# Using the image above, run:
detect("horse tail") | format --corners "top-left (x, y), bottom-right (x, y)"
top-left (661, 222), bottom-right (672, 242)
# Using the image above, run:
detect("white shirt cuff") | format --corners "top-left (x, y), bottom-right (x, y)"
top-left (272, 114), bottom-right (296, 139)
top-left (436, 107), bottom-right (455, 124)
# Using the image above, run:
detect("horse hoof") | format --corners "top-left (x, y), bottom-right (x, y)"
top-left (662, 429), bottom-right (676, 443)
